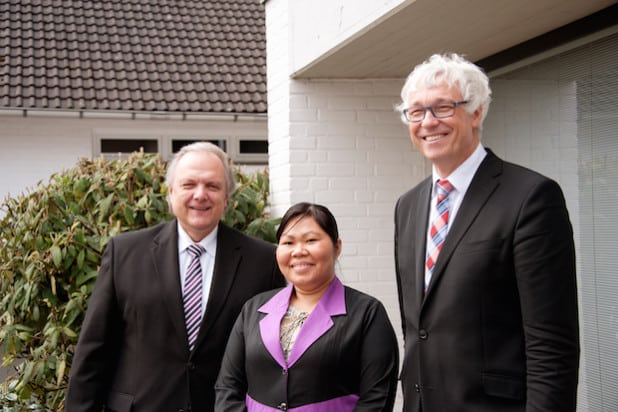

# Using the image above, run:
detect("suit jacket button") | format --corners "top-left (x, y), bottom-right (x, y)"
top-left (415, 383), bottom-right (421, 393)
top-left (419, 329), bottom-right (428, 340)
top-left (277, 402), bottom-right (287, 410)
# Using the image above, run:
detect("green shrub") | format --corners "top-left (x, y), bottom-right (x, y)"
top-left (0, 151), bottom-right (278, 410)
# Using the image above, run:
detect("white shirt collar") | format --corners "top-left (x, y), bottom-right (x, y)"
top-left (431, 143), bottom-right (487, 195)
top-left (177, 222), bottom-right (218, 257)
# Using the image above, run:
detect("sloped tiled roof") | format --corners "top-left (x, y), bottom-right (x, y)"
top-left (0, 0), bottom-right (267, 113)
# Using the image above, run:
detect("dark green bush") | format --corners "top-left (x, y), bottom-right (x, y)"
top-left (0, 151), bottom-right (278, 410)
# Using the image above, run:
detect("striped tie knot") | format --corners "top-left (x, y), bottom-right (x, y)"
top-left (436, 179), bottom-right (454, 203)
top-left (187, 243), bottom-right (205, 259)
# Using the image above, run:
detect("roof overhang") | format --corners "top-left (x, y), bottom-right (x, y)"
top-left (291, 1), bottom-right (617, 79)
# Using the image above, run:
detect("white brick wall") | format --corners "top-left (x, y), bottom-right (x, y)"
top-left (266, 4), bottom-right (428, 409)
top-left (267, 75), bottom-right (417, 407)
top-left (266, 68), bottom-right (427, 307)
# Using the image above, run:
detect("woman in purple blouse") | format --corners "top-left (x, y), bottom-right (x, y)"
top-left (215, 202), bottom-right (399, 412)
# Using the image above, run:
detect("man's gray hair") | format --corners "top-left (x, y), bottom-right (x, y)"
top-left (396, 53), bottom-right (492, 131)
top-left (165, 141), bottom-right (236, 210)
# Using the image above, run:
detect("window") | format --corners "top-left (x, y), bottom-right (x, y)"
top-left (235, 139), bottom-right (269, 164)
top-left (94, 135), bottom-right (161, 159)
top-left (485, 32), bottom-right (618, 411)
top-left (94, 134), bottom-right (268, 165)
top-left (100, 139), bottom-right (158, 154)
top-left (171, 138), bottom-right (228, 154)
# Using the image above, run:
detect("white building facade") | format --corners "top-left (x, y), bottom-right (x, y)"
top-left (264, 0), bottom-right (618, 410)
top-left (0, 113), bottom-right (268, 203)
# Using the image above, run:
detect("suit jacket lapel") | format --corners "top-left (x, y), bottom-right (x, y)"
top-left (416, 178), bottom-right (432, 304)
top-left (258, 277), bottom-right (346, 369)
top-left (258, 285), bottom-right (294, 369)
top-left (426, 150), bottom-right (502, 296)
top-left (193, 223), bottom-right (240, 348)
top-left (151, 220), bottom-right (187, 348)
top-left (287, 278), bottom-right (345, 367)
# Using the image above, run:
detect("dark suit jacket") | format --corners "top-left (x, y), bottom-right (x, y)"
top-left (394, 149), bottom-right (579, 412)
top-left (65, 220), bottom-right (285, 412)
top-left (215, 277), bottom-right (399, 411)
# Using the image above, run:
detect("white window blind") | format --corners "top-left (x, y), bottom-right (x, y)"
top-left (485, 32), bottom-right (618, 411)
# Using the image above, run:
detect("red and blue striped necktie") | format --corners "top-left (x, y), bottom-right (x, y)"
top-left (425, 180), bottom-right (454, 288)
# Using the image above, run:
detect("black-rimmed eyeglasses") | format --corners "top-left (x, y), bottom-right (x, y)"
top-left (402, 100), bottom-right (469, 123)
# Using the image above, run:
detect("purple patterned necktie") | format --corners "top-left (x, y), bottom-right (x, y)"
top-left (184, 244), bottom-right (205, 351)
top-left (425, 179), bottom-right (454, 289)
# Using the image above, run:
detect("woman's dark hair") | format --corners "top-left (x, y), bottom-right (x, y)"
top-left (276, 202), bottom-right (339, 246)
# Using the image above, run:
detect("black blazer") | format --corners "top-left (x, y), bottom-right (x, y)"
top-left (215, 278), bottom-right (399, 411)
top-left (394, 150), bottom-right (579, 412)
top-left (65, 220), bottom-right (285, 412)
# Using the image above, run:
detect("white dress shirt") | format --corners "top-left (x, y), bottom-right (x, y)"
top-left (424, 143), bottom-right (487, 288)
top-left (178, 223), bottom-right (218, 315)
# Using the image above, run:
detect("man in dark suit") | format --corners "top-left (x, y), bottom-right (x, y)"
top-left (394, 53), bottom-right (580, 412)
top-left (65, 142), bottom-right (285, 411)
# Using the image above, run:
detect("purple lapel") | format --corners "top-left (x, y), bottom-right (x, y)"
top-left (258, 285), bottom-right (294, 368)
top-left (258, 277), bottom-right (347, 369)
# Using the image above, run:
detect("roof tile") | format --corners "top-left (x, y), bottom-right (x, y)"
top-left (1, 0), bottom-right (267, 114)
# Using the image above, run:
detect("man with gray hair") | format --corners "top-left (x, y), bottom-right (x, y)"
top-left (394, 53), bottom-right (579, 411)
top-left (66, 142), bottom-right (285, 411)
